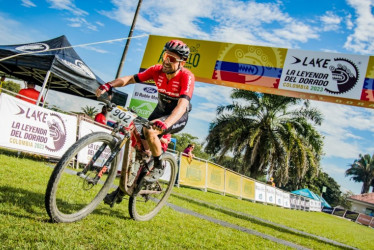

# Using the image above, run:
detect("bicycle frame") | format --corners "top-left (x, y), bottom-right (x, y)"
top-left (78, 105), bottom-right (161, 197)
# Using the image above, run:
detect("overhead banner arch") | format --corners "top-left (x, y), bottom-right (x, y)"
top-left (140, 35), bottom-right (374, 109)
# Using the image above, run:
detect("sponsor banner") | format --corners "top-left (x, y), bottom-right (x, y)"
top-left (242, 177), bottom-right (255, 200)
top-left (356, 214), bottom-right (373, 226)
top-left (296, 196), bottom-right (301, 210)
top-left (207, 163), bottom-right (225, 192)
top-left (310, 200), bottom-right (321, 212)
top-left (77, 120), bottom-right (114, 167)
top-left (322, 207), bottom-right (334, 214)
top-left (129, 83), bottom-right (158, 118)
top-left (316, 201), bottom-right (322, 211)
top-left (344, 210), bottom-right (359, 221)
top-left (0, 93), bottom-right (77, 158)
top-left (333, 208), bottom-right (345, 217)
top-left (309, 200), bottom-right (315, 211)
top-left (255, 182), bottom-right (266, 202)
top-left (291, 195), bottom-right (296, 208)
top-left (300, 197), bottom-right (305, 210)
top-left (275, 189), bottom-right (283, 206)
top-left (265, 186), bottom-right (276, 204)
top-left (179, 156), bottom-right (206, 188)
top-left (283, 192), bottom-right (291, 208)
top-left (140, 35), bottom-right (374, 109)
top-left (305, 199), bottom-right (310, 211)
top-left (279, 50), bottom-right (369, 100)
top-left (225, 170), bottom-right (241, 197)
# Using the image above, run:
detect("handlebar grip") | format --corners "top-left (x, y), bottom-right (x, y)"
top-left (97, 96), bottom-right (116, 111)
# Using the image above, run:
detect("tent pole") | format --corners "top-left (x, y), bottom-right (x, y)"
top-left (42, 85), bottom-right (51, 108)
top-left (37, 70), bottom-right (51, 105)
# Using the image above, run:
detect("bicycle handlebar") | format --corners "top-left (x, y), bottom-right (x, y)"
top-left (97, 97), bottom-right (116, 111)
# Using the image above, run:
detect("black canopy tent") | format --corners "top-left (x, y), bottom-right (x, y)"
top-left (0, 35), bottom-right (127, 106)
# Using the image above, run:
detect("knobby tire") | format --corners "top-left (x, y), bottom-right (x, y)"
top-left (45, 132), bottom-right (118, 223)
top-left (128, 153), bottom-right (177, 221)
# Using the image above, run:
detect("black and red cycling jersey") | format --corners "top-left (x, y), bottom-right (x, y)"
top-left (134, 64), bottom-right (195, 115)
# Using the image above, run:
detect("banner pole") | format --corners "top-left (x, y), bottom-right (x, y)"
top-left (177, 152), bottom-right (181, 188)
top-left (115, 0), bottom-right (143, 79)
top-left (204, 160), bottom-right (208, 192)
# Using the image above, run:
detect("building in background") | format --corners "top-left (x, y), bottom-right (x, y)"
top-left (348, 193), bottom-right (374, 216)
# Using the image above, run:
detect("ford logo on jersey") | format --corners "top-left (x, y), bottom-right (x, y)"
top-left (143, 87), bottom-right (157, 94)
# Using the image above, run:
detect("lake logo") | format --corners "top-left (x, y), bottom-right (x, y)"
top-left (325, 58), bottom-right (359, 95)
top-left (46, 113), bottom-right (67, 152)
top-left (143, 87), bottom-right (157, 94)
top-left (15, 43), bottom-right (49, 52)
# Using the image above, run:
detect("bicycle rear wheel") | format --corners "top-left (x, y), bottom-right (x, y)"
top-left (128, 153), bottom-right (177, 221)
top-left (45, 132), bottom-right (118, 223)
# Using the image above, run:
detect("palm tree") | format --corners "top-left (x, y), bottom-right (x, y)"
top-left (205, 90), bottom-right (324, 187)
top-left (81, 105), bottom-right (99, 118)
top-left (346, 154), bottom-right (374, 194)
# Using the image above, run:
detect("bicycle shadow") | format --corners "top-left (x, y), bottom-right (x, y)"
top-left (0, 185), bottom-right (131, 223)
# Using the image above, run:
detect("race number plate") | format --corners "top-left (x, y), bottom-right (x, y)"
top-left (108, 106), bottom-right (137, 128)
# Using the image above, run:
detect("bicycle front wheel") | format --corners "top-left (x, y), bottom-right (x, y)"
top-left (45, 132), bottom-right (119, 223)
top-left (128, 153), bottom-right (177, 221)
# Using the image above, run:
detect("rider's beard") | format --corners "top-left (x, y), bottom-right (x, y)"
top-left (162, 62), bottom-right (175, 74)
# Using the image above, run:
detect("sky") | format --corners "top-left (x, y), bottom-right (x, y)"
top-left (1, 0), bottom-right (374, 195)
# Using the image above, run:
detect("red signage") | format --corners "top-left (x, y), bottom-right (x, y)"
top-left (356, 214), bottom-right (373, 226)
top-left (370, 218), bottom-right (374, 228)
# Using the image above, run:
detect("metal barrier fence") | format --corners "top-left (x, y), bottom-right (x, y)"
top-left (175, 153), bottom-right (322, 212)
top-left (322, 207), bottom-right (374, 228)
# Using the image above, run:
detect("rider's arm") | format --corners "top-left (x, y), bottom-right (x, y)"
top-left (109, 75), bottom-right (136, 88)
top-left (163, 98), bottom-right (189, 128)
top-left (96, 75), bottom-right (135, 97)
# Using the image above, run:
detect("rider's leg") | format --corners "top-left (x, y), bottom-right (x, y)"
top-left (105, 140), bottom-right (132, 207)
top-left (143, 127), bottom-right (163, 169)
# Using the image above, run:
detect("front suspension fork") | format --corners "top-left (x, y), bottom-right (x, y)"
top-left (77, 134), bottom-right (129, 184)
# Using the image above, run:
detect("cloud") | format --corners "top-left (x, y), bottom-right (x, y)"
top-left (344, 0), bottom-right (374, 54)
top-left (102, 0), bottom-right (320, 48)
top-left (320, 11), bottom-right (342, 32)
top-left (323, 163), bottom-right (347, 175)
top-left (46, 0), bottom-right (101, 32)
top-left (311, 100), bottom-right (374, 158)
top-left (66, 17), bottom-right (98, 31)
top-left (46, 0), bottom-right (87, 16)
top-left (345, 13), bottom-right (354, 30)
top-left (188, 83), bottom-right (232, 123)
top-left (194, 83), bottom-right (232, 104)
top-left (21, 0), bottom-right (36, 7)
top-left (96, 21), bottom-right (104, 27)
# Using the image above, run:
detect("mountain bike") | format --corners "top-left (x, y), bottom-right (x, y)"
top-left (45, 99), bottom-right (177, 223)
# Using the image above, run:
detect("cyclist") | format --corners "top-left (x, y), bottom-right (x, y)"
top-left (95, 40), bottom-right (195, 206)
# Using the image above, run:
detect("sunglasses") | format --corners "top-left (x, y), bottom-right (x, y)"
top-left (163, 52), bottom-right (183, 63)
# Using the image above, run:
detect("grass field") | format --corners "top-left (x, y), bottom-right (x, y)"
top-left (1, 153), bottom-right (373, 249)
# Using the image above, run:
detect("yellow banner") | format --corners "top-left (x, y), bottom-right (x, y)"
top-left (179, 156), bottom-right (206, 188)
top-left (141, 35), bottom-right (374, 109)
top-left (206, 163), bottom-right (225, 192)
top-left (242, 177), bottom-right (255, 200)
top-left (225, 171), bottom-right (241, 197)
